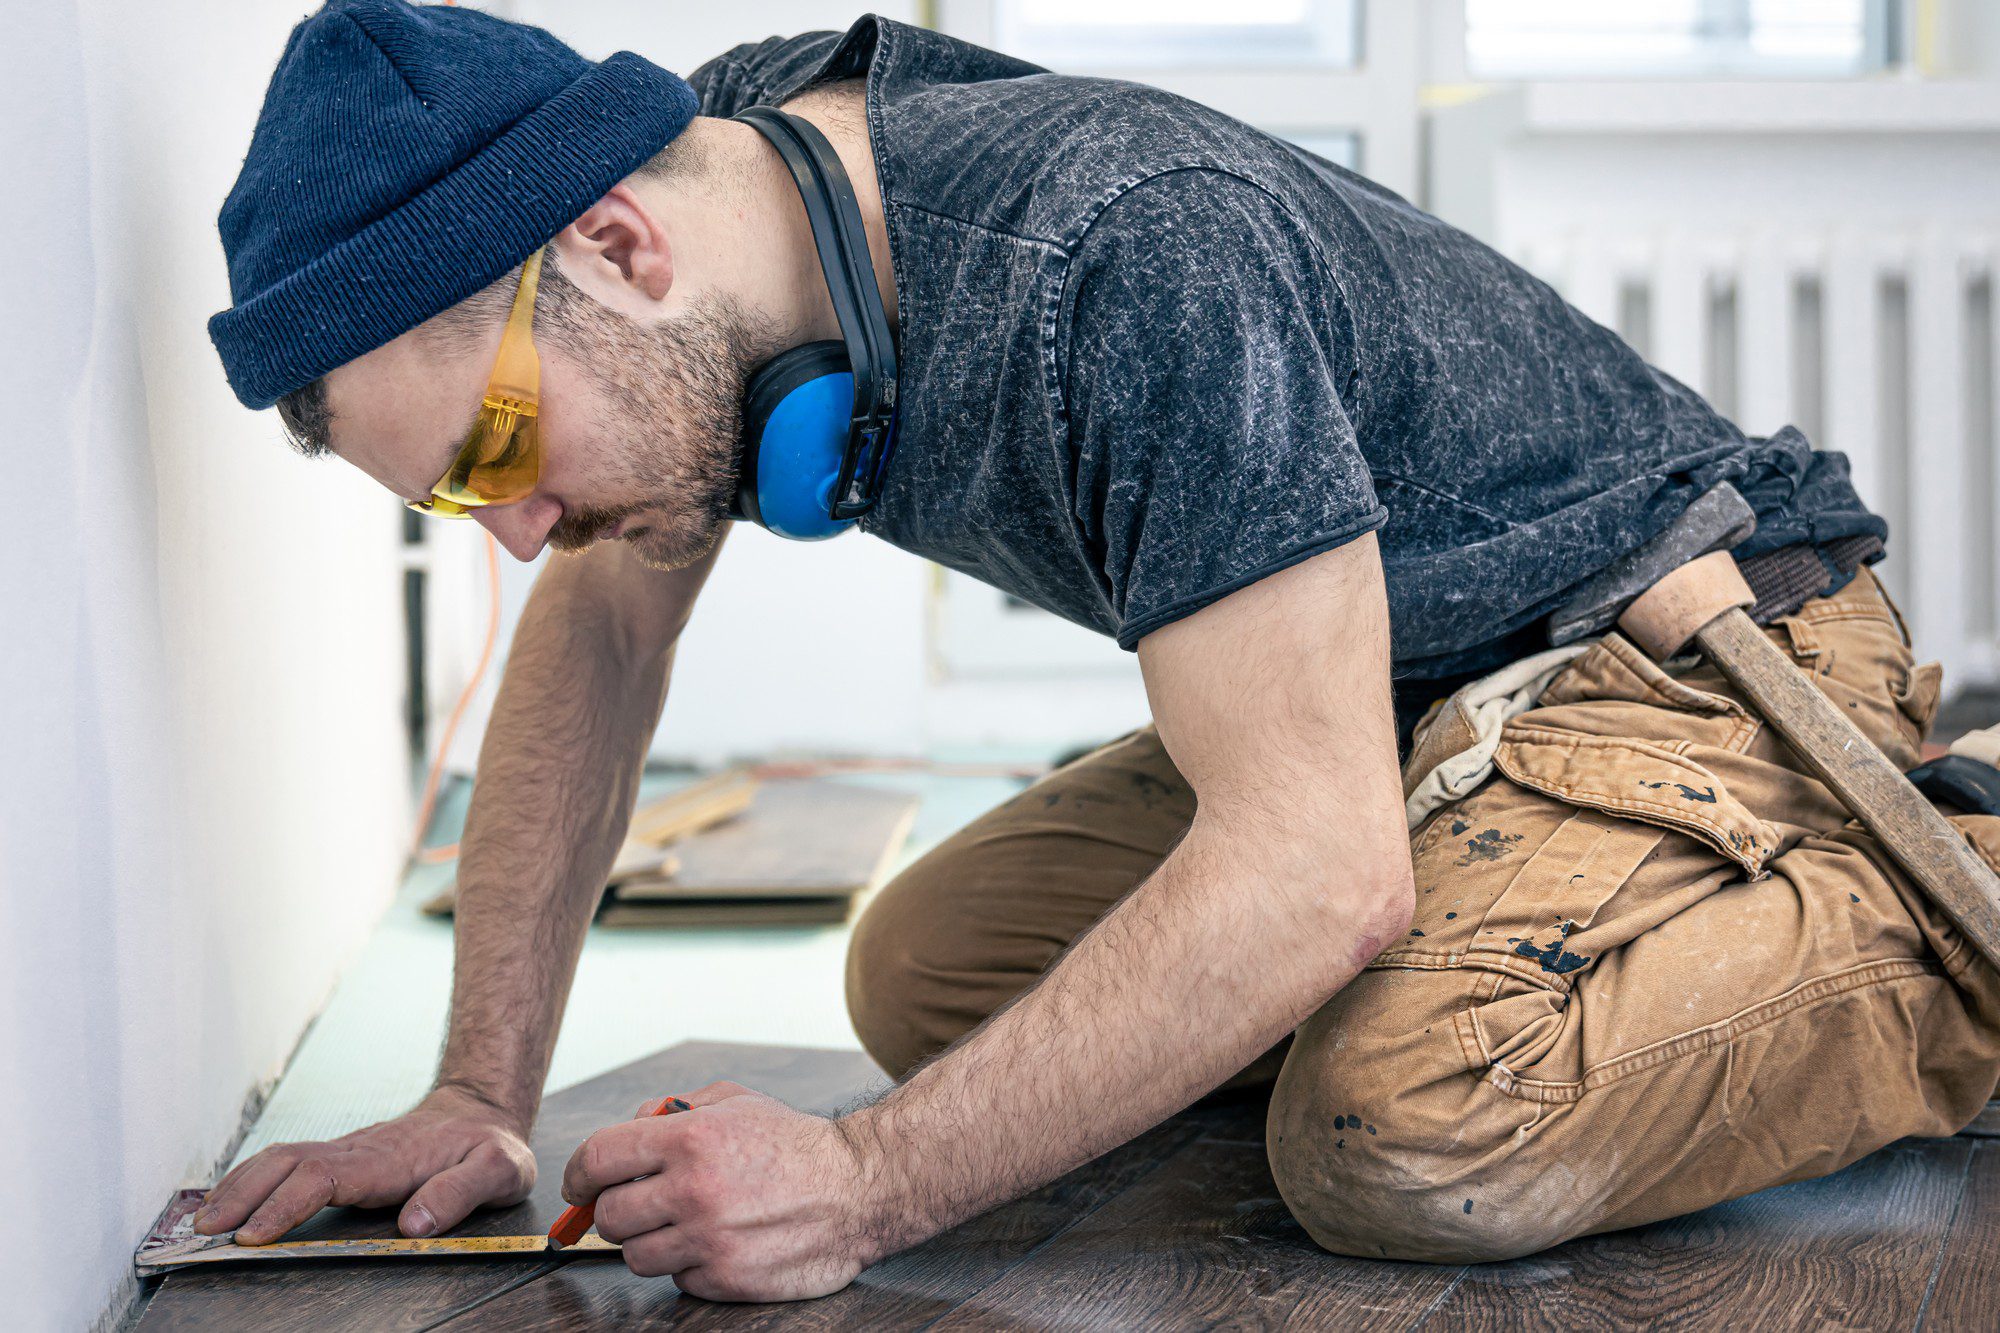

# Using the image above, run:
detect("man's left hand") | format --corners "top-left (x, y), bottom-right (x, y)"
top-left (562, 1081), bottom-right (885, 1302)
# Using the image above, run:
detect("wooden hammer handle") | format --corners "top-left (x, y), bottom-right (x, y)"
top-left (1614, 550), bottom-right (2000, 970)
top-left (1694, 607), bottom-right (2000, 968)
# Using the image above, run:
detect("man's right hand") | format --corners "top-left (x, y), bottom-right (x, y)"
top-left (190, 1084), bottom-right (537, 1245)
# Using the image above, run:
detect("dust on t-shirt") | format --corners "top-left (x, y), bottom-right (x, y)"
top-left (690, 19), bottom-right (1884, 679)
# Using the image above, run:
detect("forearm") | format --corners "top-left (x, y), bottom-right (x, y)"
top-left (843, 809), bottom-right (1413, 1255)
top-left (436, 565), bottom-right (674, 1128)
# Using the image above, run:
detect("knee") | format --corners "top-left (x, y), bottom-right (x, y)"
top-left (1268, 1023), bottom-right (1577, 1264)
top-left (1267, 1107), bottom-right (1575, 1263)
top-left (845, 869), bottom-right (937, 1081)
top-left (845, 860), bottom-right (991, 1082)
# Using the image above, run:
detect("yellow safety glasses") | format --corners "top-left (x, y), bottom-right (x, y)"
top-left (408, 248), bottom-right (546, 518)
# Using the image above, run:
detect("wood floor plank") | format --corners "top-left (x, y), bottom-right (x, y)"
top-left (445, 1115), bottom-right (1216, 1330)
top-left (142, 1045), bottom-right (1989, 1332)
top-left (927, 1138), bottom-right (1459, 1331)
top-left (136, 1042), bottom-right (883, 1332)
top-left (1915, 1140), bottom-right (2000, 1330)
top-left (1416, 1138), bottom-right (1977, 1332)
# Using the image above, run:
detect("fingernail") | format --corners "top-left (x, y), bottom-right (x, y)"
top-left (406, 1204), bottom-right (437, 1237)
top-left (189, 1208), bottom-right (214, 1233)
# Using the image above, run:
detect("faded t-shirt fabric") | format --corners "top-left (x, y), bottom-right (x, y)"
top-left (689, 18), bottom-right (1885, 682)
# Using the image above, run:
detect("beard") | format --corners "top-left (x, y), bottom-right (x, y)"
top-left (540, 276), bottom-right (762, 571)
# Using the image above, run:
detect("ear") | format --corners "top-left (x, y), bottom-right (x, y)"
top-left (554, 182), bottom-right (674, 311)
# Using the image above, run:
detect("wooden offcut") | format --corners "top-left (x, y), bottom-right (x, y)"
top-left (423, 777), bottom-right (916, 927)
top-left (625, 769), bottom-right (758, 846)
top-left (421, 771), bottom-right (754, 916)
top-left (594, 779), bottom-right (916, 927)
top-left (613, 779), bottom-right (916, 897)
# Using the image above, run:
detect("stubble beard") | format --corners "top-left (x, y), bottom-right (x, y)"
top-left (544, 291), bottom-right (762, 571)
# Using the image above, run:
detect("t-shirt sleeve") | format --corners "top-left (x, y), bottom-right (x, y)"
top-left (1060, 169), bottom-right (1384, 650)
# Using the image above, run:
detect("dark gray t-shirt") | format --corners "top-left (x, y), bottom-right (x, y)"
top-left (691, 18), bottom-right (1884, 680)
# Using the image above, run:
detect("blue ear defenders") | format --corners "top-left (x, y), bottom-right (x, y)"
top-left (729, 107), bottom-right (899, 540)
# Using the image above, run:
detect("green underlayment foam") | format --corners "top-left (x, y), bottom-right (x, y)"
top-left (232, 764), bottom-right (1031, 1163)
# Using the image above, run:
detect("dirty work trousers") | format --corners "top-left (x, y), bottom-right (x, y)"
top-left (844, 567), bottom-right (2000, 1262)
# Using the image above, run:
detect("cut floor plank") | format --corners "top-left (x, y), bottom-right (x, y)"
top-left (137, 1043), bottom-right (882, 1332)
top-left (1416, 1137), bottom-right (1977, 1332)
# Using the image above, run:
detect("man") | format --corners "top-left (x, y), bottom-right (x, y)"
top-left (193, 0), bottom-right (2000, 1301)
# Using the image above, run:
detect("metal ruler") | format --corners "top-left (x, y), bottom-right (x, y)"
top-left (136, 1230), bottom-right (619, 1276)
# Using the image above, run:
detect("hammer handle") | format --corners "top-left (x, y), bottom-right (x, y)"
top-left (1695, 607), bottom-right (2000, 967)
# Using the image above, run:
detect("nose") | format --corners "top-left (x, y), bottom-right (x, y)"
top-left (470, 493), bottom-right (562, 562)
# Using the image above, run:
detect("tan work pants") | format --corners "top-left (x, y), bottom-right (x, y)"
top-left (845, 569), bottom-right (2000, 1261)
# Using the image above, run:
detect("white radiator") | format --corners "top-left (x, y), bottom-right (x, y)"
top-left (1516, 229), bottom-right (2000, 689)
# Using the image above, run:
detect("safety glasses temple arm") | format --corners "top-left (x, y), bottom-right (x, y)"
top-left (487, 248), bottom-right (544, 404)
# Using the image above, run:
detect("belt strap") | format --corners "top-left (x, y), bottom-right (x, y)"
top-left (1737, 534), bottom-right (1883, 625)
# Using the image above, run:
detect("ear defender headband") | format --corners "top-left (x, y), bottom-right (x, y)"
top-left (730, 107), bottom-right (899, 540)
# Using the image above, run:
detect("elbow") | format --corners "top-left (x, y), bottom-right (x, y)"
top-left (1304, 860), bottom-right (1413, 972)
top-left (1352, 870), bottom-right (1416, 965)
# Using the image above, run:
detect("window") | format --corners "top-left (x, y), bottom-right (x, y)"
top-left (994, 0), bottom-right (1359, 69)
top-left (1464, 0), bottom-right (1901, 79)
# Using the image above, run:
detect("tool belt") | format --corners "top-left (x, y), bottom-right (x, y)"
top-left (1697, 536), bottom-right (2000, 817)
top-left (1405, 526), bottom-right (1998, 831)
top-left (1735, 534), bottom-right (1883, 627)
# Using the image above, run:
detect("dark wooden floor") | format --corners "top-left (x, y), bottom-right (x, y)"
top-left (138, 1040), bottom-right (2000, 1331)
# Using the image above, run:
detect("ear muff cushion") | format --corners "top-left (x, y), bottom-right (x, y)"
top-left (735, 341), bottom-right (856, 540)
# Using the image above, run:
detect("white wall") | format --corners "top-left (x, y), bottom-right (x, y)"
top-left (0, 4), bottom-right (411, 1327)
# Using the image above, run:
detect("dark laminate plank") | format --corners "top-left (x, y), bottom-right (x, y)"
top-left (1418, 1138), bottom-right (1977, 1333)
top-left (1916, 1140), bottom-right (2000, 1330)
top-left (438, 1085), bottom-right (1277, 1328)
top-left (137, 1042), bottom-right (883, 1332)
top-left (448, 1115), bottom-right (1215, 1330)
top-left (134, 1259), bottom-right (546, 1333)
top-left (928, 1138), bottom-right (1459, 1331)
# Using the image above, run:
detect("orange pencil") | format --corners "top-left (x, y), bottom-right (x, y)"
top-left (546, 1095), bottom-right (692, 1250)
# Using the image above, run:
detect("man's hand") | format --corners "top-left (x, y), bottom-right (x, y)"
top-left (563, 1082), bottom-right (879, 1302)
top-left (191, 1084), bottom-right (536, 1244)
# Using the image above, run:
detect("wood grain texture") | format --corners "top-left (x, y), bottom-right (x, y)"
top-left (137, 1043), bottom-right (882, 1331)
top-left (930, 1137), bottom-right (1460, 1331)
top-left (1697, 607), bottom-right (2000, 969)
top-left (617, 780), bottom-right (917, 899)
top-left (1418, 1138), bottom-right (1977, 1331)
top-left (137, 1043), bottom-right (1994, 1331)
top-left (1617, 549), bottom-right (1755, 659)
top-left (1915, 1141), bottom-right (2000, 1330)
top-left (447, 1115), bottom-right (1219, 1330)
top-left (626, 771), bottom-right (759, 848)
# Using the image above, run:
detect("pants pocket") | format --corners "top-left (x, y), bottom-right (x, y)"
top-left (1463, 807), bottom-right (1668, 988)
top-left (1896, 661), bottom-right (1944, 744)
top-left (1495, 729), bottom-right (1777, 877)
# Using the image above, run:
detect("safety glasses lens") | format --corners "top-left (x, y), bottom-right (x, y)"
top-left (407, 405), bottom-right (539, 518)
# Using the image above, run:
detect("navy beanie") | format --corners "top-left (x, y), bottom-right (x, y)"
top-left (209, 0), bottom-right (698, 409)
